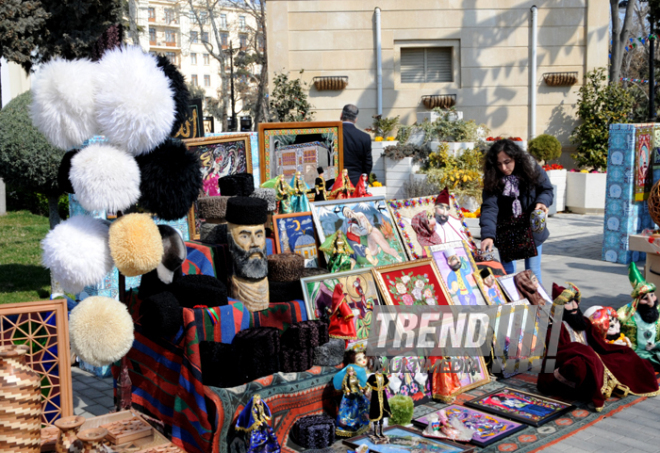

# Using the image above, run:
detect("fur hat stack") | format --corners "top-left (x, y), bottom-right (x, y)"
top-left (197, 196), bottom-right (231, 223)
top-left (199, 223), bottom-right (228, 245)
top-left (199, 341), bottom-right (244, 388)
top-left (313, 338), bottom-right (345, 367)
top-left (232, 327), bottom-right (281, 383)
top-left (290, 414), bottom-right (336, 450)
top-left (69, 296), bottom-right (134, 367)
top-left (57, 150), bottom-right (79, 194)
top-left (218, 173), bottom-right (255, 197)
top-left (41, 216), bottom-right (114, 294)
top-left (280, 321), bottom-right (326, 373)
top-left (268, 253), bottom-right (306, 302)
top-left (225, 197), bottom-right (268, 225)
top-left (109, 214), bottom-right (164, 277)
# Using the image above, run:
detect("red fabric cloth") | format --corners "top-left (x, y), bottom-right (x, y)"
top-left (538, 319), bottom-right (659, 409)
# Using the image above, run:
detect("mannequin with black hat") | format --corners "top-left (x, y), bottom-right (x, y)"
top-left (226, 197), bottom-right (270, 311)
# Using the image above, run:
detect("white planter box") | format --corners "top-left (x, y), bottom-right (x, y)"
top-left (371, 140), bottom-right (397, 184)
top-left (566, 172), bottom-right (607, 214)
top-left (546, 169), bottom-right (567, 212)
top-left (385, 156), bottom-right (414, 199)
top-left (446, 142), bottom-right (475, 157)
top-left (369, 186), bottom-right (387, 197)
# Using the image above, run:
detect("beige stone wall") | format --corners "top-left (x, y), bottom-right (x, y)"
top-left (267, 0), bottom-right (608, 148)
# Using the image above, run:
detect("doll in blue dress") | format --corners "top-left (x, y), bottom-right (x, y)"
top-left (235, 394), bottom-right (281, 453)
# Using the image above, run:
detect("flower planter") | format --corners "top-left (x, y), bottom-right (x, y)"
top-left (369, 186), bottom-right (387, 198)
top-left (371, 140), bottom-right (397, 184)
top-left (546, 169), bottom-right (567, 212)
top-left (566, 172), bottom-right (607, 214)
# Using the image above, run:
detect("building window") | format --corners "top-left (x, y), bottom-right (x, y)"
top-left (190, 31), bottom-right (198, 43)
top-left (148, 7), bottom-right (155, 21)
top-left (165, 8), bottom-right (176, 24)
top-left (203, 53), bottom-right (210, 65)
top-left (220, 14), bottom-right (227, 29)
top-left (191, 53), bottom-right (197, 65)
top-left (220, 32), bottom-right (228, 48)
top-left (199, 11), bottom-right (208, 25)
top-left (400, 47), bottom-right (453, 83)
top-left (149, 28), bottom-right (156, 43)
top-left (202, 32), bottom-right (209, 43)
top-left (165, 52), bottom-right (178, 66)
top-left (239, 34), bottom-right (247, 50)
top-left (204, 75), bottom-right (211, 87)
top-left (165, 30), bottom-right (176, 44)
top-left (257, 34), bottom-right (264, 52)
top-left (191, 74), bottom-right (198, 86)
top-left (239, 15), bottom-right (246, 30)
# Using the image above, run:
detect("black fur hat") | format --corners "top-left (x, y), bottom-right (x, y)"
top-left (233, 327), bottom-right (280, 382)
top-left (155, 55), bottom-right (190, 136)
top-left (139, 291), bottom-right (183, 339)
top-left (138, 268), bottom-right (180, 300)
top-left (171, 274), bottom-right (228, 308)
top-left (136, 138), bottom-right (202, 220)
top-left (199, 223), bottom-right (228, 245)
top-left (218, 173), bottom-right (254, 197)
top-left (269, 280), bottom-right (304, 302)
top-left (58, 149), bottom-right (79, 194)
top-left (225, 197), bottom-right (268, 225)
top-left (291, 414), bottom-right (335, 449)
top-left (313, 338), bottom-right (345, 367)
top-left (267, 253), bottom-right (304, 282)
top-left (280, 345), bottom-right (313, 373)
top-left (250, 188), bottom-right (277, 212)
top-left (157, 225), bottom-right (187, 284)
top-left (199, 341), bottom-right (243, 388)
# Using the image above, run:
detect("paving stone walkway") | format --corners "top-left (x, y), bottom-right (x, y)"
top-left (71, 366), bottom-right (115, 417)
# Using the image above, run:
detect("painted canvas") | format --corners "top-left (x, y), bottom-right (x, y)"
top-left (465, 388), bottom-right (572, 426)
top-left (388, 194), bottom-right (476, 260)
top-left (174, 98), bottom-right (203, 139)
top-left (372, 259), bottom-right (452, 306)
top-left (635, 124), bottom-right (654, 202)
top-left (475, 268), bottom-right (507, 305)
top-left (344, 426), bottom-right (471, 453)
top-left (273, 212), bottom-right (319, 268)
top-left (430, 241), bottom-right (487, 306)
top-left (259, 121), bottom-right (343, 186)
top-left (455, 356), bottom-right (490, 392)
top-left (413, 405), bottom-right (525, 447)
top-left (301, 269), bottom-right (381, 345)
top-left (311, 196), bottom-right (407, 269)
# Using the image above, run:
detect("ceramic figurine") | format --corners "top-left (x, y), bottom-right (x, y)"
top-left (290, 171), bottom-right (311, 212)
top-left (235, 394), bottom-right (281, 453)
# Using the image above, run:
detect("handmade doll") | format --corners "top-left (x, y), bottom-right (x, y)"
top-left (354, 173), bottom-right (372, 198)
top-left (235, 394), bottom-right (281, 453)
top-left (333, 364), bottom-right (370, 437)
top-left (366, 371), bottom-right (391, 440)
top-left (319, 231), bottom-right (354, 273)
top-left (290, 171), bottom-right (311, 212)
top-left (586, 306), bottom-right (632, 348)
top-left (328, 283), bottom-right (357, 341)
top-left (260, 175), bottom-right (293, 214)
top-left (428, 356), bottom-right (461, 403)
top-left (314, 166), bottom-right (328, 201)
top-left (330, 169), bottom-right (355, 199)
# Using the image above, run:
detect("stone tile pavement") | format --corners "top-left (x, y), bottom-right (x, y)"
top-left (68, 213), bottom-right (660, 449)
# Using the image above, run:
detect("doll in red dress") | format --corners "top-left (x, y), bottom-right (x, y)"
top-left (330, 169), bottom-right (355, 200)
top-left (354, 173), bottom-right (372, 198)
top-left (328, 283), bottom-right (358, 342)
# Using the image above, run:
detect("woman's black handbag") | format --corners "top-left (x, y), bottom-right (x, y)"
top-left (495, 211), bottom-right (537, 263)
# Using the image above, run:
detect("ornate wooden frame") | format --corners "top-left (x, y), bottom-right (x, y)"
top-left (0, 299), bottom-right (73, 425)
top-left (371, 258), bottom-right (453, 306)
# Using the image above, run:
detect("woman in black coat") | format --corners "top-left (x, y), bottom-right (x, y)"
top-left (479, 139), bottom-right (554, 286)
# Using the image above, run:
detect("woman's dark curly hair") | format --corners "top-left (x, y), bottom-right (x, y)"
top-left (483, 139), bottom-right (540, 192)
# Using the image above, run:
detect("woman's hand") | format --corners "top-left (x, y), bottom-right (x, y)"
top-left (535, 203), bottom-right (548, 214)
top-left (481, 238), bottom-right (494, 252)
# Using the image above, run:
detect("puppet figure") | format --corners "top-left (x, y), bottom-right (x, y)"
top-left (333, 365), bottom-right (370, 437)
top-left (320, 231), bottom-right (354, 273)
top-left (235, 394), bottom-right (281, 453)
top-left (354, 173), bottom-right (372, 198)
top-left (366, 371), bottom-right (391, 441)
top-left (290, 171), bottom-right (311, 212)
top-left (328, 283), bottom-right (358, 341)
top-left (618, 263), bottom-right (660, 369)
top-left (330, 169), bottom-right (355, 200)
top-left (314, 166), bottom-right (328, 201)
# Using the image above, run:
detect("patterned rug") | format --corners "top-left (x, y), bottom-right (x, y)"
top-left (289, 372), bottom-right (654, 453)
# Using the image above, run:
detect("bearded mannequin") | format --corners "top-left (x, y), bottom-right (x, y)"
top-left (226, 197), bottom-right (269, 312)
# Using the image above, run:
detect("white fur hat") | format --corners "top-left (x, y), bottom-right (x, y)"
top-left (30, 57), bottom-right (99, 150)
top-left (41, 216), bottom-right (114, 294)
top-left (69, 143), bottom-right (141, 212)
top-left (69, 296), bottom-right (134, 367)
top-left (95, 46), bottom-right (175, 155)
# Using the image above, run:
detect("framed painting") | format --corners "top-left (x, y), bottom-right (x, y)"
top-left (310, 196), bottom-right (407, 269)
top-left (300, 268), bottom-right (382, 346)
top-left (0, 299), bottom-right (73, 425)
top-left (497, 274), bottom-right (522, 302)
top-left (174, 98), bottom-right (203, 139)
top-left (455, 356), bottom-right (491, 393)
top-left (413, 405), bottom-right (525, 448)
top-left (185, 134), bottom-right (252, 240)
top-left (273, 212), bottom-right (319, 268)
top-left (465, 388), bottom-right (573, 427)
top-left (372, 258), bottom-right (453, 306)
top-left (344, 426), bottom-right (474, 453)
top-left (475, 268), bottom-right (507, 305)
top-left (429, 241), bottom-right (487, 306)
top-left (258, 121), bottom-right (343, 188)
top-left (388, 194), bottom-right (476, 259)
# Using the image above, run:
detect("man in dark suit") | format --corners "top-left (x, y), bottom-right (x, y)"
top-left (341, 104), bottom-right (372, 186)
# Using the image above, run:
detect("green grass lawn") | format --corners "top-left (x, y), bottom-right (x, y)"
top-left (0, 211), bottom-right (51, 304)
